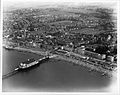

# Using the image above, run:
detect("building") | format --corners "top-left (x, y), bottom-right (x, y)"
top-left (106, 56), bottom-right (114, 62)
top-left (74, 47), bottom-right (85, 55)
top-left (84, 50), bottom-right (106, 60)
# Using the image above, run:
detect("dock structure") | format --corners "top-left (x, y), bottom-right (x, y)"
top-left (18, 54), bottom-right (58, 69)
top-left (2, 54), bottom-right (58, 79)
top-left (2, 47), bottom-right (116, 79)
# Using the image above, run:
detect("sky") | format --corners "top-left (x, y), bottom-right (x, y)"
top-left (3, 0), bottom-right (117, 9)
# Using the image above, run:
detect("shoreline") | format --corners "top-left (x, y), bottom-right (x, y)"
top-left (3, 46), bottom-right (116, 77)
top-left (3, 46), bottom-right (48, 56)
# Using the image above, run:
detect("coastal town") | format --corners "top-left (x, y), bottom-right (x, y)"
top-left (3, 6), bottom-right (117, 77)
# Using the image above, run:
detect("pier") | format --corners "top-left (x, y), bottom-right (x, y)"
top-left (2, 46), bottom-right (116, 79)
top-left (2, 54), bottom-right (58, 79)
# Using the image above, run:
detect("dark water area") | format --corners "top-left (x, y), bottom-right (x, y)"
top-left (2, 48), bottom-right (112, 92)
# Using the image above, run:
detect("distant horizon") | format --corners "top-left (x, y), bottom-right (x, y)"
top-left (3, 0), bottom-right (116, 11)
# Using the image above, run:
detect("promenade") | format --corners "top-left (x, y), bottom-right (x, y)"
top-left (3, 45), bottom-right (116, 77)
